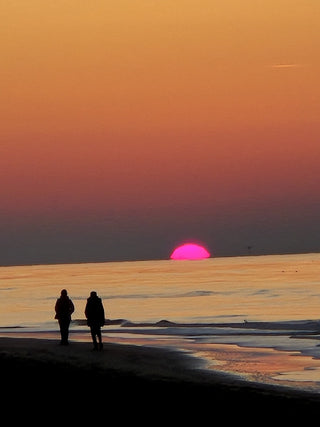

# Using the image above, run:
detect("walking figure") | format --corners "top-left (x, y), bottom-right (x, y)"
top-left (55, 289), bottom-right (75, 345)
top-left (85, 291), bottom-right (105, 351)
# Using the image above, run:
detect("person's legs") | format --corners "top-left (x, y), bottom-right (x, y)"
top-left (90, 325), bottom-right (98, 350)
top-left (59, 319), bottom-right (70, 345)
top-left (97, 327), bottom-right (103, 350)
top-left (90, 324), bottom-right (103, 350)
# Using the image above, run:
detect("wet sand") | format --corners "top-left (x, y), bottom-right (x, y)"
top-left (1, 337), bottom-right (320, 422)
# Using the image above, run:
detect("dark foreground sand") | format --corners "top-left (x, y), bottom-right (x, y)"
top-left (1, 337), bottom-right (320, 421)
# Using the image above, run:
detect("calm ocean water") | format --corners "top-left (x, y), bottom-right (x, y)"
top-left (1, 252), bottom-right (320, 391)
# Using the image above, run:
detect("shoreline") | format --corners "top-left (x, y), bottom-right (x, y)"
top-left (1, 336), bottom-right (320, 419)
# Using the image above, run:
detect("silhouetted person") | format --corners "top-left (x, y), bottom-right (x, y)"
top-left (85, 291), bottom-right (105, 351)
top-left (55, 289), bottom-right (75, 345)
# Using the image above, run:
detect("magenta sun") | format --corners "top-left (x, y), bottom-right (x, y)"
top-left (170, 243), bottom-right (211, 260)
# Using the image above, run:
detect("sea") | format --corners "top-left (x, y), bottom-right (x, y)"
top-left (1, 252), bottom-right (320, 393)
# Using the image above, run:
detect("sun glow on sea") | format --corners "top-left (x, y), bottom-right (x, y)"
top-left (170, 243), bottom-right (211, 260)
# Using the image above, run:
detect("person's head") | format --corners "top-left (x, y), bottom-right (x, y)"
top-left (61, 289), bottom-right (68, 297)
top-left (90, 291), bottom-right (97, 298)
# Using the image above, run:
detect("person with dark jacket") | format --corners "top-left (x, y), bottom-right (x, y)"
top-left (85, 291), bottom-right (105, 351)
top-left (55, 289), bottom-right (75, 345)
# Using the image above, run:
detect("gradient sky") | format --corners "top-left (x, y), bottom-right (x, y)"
top-left (1, 1), bottom-right (320, 265)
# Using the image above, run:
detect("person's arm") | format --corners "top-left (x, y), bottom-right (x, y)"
top-left (100, 301), bottom-right (105, 325)
top-left (69, 299), bottom-right (75, 314)
top-left (54, 299), bottom-right (60, 318)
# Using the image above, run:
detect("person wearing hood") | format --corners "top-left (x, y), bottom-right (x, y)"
top-left (85, 291), bottom-right (105, 351)
top-left (54, 289), bottom-right (75, 345)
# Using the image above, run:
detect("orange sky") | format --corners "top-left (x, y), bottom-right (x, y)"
top-left (1, 1), bottom-right (320, 264)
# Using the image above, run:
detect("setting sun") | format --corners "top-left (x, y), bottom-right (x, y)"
top-left (170, 243), bottom-right (211, 260)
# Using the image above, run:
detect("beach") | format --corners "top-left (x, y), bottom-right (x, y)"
top-left (1, 336), bottom-right (320, 421)
top-left (2, 255), bottom-right (320, 420)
